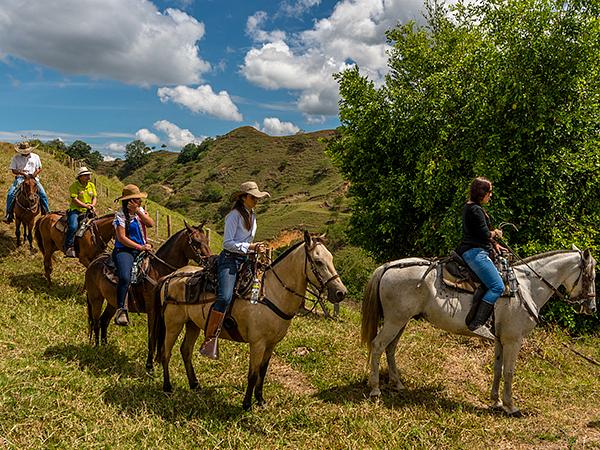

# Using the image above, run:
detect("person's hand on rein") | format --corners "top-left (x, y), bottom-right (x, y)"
top-left (251, 242), bottom-right (266, 253)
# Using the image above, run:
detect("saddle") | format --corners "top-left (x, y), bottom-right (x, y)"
top-left (441, 251), bottom-right (482, 293)
top-left (102, 252), bottom-right (151, 286)
top-left (54, 211), bottom-right (94, 237)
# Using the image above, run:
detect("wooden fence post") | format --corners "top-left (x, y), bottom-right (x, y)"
top-left (206, 228), bottom-right (211, 246)
top-left (155, 210), bottom-right (159, 240)
top-left (167, 215), bottom-right (171, 237)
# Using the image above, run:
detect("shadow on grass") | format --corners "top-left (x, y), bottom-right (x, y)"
top-left (316, 378), bottom-right (495, 416)
top-left (0, 229), bottom-right (18, 258)
top-left (43, 342), bottom-right (143, 378)
top-left (9, 272), bottom-right (84, 301)
top-left (102, 381), bottom-right (247, 423)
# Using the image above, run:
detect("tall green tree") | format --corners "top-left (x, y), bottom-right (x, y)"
top-left (329, 0), bottom-right (600, 261)
top-left (65, 140), bottom-right (103, 169)
top-left (121, 140), bottom-right (151, 176)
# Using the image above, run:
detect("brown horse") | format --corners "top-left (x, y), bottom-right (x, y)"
top-left (14, 175), bottom-right (40, 250)
top-left (86, 222), bottom-right (211, 373)
top-left (34, 212), bottom-right (116, 284)
top-left (155, 231), bottom-right (347, 410)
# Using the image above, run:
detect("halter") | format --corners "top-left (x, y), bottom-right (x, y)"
top-left (15, 179), bottom-right (39, 213)
top-left (262, 240), bottom-right (341, 319)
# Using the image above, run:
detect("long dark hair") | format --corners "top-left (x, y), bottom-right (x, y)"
top-left (121, 200), bottom-right (131, 237)
top-left (469, 177), bottom-right (492, 204)
top-left (233, 195), bottom-right (252, 231)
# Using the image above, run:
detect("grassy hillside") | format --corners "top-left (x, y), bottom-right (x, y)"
top-left (110, 127), bottom-right (348, 240)
top-left (1, 142), bottom-right (599, 448)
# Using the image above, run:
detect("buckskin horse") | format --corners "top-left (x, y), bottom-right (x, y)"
top-left (34, 212), bottom-right (116, 284)
top-left (85, 222), bottom-right (211, 373)
top-left (155, 231), bottom-right (347, 410)
top-left (14, 174), bottom-right (40, 250)
top-left (361, 247), bottom-right (596, 416)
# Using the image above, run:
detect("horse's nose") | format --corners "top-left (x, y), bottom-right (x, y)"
top-left (336, 288), bottom-right (347, 302)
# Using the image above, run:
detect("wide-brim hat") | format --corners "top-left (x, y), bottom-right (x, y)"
top-left (14, 141), bottom-right (39, 155)
top-left (115, 184), bottom-right (148, 202)
top-left (76, 166), bottom-right (92, 178)
top-left (234, 181), bottom-right (271, 199)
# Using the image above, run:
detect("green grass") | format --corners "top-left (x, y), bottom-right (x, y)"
top-left (1, 143), bottom-right (600, 448)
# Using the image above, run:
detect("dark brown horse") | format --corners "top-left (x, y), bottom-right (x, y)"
top-left (85, 222), bottom-right (211, 373)
top-left (155, 231), bottom-right (347, 410)
top-left (14, 175), bottom-right (40, 250)
top-left (34, 212), bottom-right (116, 284)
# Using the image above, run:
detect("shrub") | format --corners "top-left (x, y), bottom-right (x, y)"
top-left (333, 246), bottom-right (378, 301)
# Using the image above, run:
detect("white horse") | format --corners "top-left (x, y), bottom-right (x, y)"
top-left (361, 247), bottom-right (596, 416)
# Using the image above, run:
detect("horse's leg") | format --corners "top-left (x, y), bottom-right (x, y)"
top-left (369, 318), bottom-right (409, 397)
top-left (15, 219), bottom-right (21, 247)
top-left (99, 303), bottom-right (117, 345)
top-left (145, 308), bottom-right (155, 374)
top-left (180, 320), bottom-right (202, 390)
top-left (385, 325), bottom-right (407, 392)
top-left (253, 344), bottom-right (275, 406)
top-left (491, 339), bottom-right (504, 409)
top-left (87, 292), bottom-right (104, 346)
top-left (43, 248), bottom-right (53, 285)
top-left (243, 342), bottom-right (267, 410)
top-left (500, 337), bottom-right (524, 417)
top-left (162, 309), bottom-right (186, 393)
top-left (27, 222), bottom-right (33, 251)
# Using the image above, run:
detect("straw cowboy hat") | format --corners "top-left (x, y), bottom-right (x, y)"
top-left (115, 184), bottom-right (148, 202)
top-left (234, 181), bottom-right (271, 200)
top-left (76, 166), bottom-right (92, 178)
top-left (14, 141), bottom-right (39, 155)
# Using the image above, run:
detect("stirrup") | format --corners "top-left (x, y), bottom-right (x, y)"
top-left (199, 338), bottom-right (219, 359)
top-left (114, 308), bottom-right (129, 326)
top-left (470, 325), bottom-right (495, 341)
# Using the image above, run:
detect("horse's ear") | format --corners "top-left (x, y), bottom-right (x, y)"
top-left (318, 232), bottom-right (327, 242)
top-left (184, 220), bottom-right (193, 232)
top-left (583, 248), bottom-right (592, 260)
top-left (572, 244), bottom-right (581, 251)
top-left (197, 219), bottom-right (207, 230)
top-left (303, 230), bottom-right (312, 247)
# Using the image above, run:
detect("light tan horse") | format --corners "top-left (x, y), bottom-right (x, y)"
top-left (86, 223), bottom-right (211, 373)
top-left (14, 175), bottom-right (40, 250)
top-left (34, 212), bottom-right (116, 284)
top-left (361, 247), bottom-right (596, 417)
top-left (155, 231), bottom-right (347, 410)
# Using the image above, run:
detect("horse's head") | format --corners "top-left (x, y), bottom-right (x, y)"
top-left (566, 247), bottom-right (597, 315)
top-left (21, 175), bottom-right (38, 203)
top-left (303, 230), bottom-right (347, 303)
top-left (184, 221), bottom-right (212, 263)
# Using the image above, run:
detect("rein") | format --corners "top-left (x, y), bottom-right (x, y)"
top-left (15, 182), bottom-right (39, 213)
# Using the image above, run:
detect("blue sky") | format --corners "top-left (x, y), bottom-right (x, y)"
top-left (0, 0), bottom-right (425, 158)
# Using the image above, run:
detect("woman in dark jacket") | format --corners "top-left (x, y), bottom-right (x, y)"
top-left (456, 177), bottom-right (505, 338)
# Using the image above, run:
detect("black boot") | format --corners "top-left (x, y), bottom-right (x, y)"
top-left (468, 301), bottom-right (495, 340)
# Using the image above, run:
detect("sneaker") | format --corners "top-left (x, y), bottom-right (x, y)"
top-left (114, 308), bottom-right (129, 326)
top-left (65, 247), bottom-right (77, 258)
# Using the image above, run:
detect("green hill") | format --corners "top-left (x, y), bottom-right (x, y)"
top-left (107, 127), bottom-right (349, 240)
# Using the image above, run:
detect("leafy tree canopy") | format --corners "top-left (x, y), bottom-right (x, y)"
top-left (65, 140), bottom-right (103, 169)
top-left (121, 140), bottom-right (151, 176)
top-left (329, 0), bottom-right (600, 262)
top-left (176, 138), bottom-right (214, 164)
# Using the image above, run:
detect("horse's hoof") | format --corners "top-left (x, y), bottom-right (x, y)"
top-left (163, 384), bottom-right (173, 393)
top-left (508, 410), bottom-right (523, 418)
top-left (189, 382), bottom-right (200, 390)
top-left (145, 365), bottom-right (154, 375)
top-left (369, 388), bottom-right (381, 399)
top-left (242, 401), bottom-right (252, 411)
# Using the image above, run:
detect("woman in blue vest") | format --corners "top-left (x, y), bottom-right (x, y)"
top-left (199, 181), bottom-right (270, 359)
top-left (112, 184), bottom-right (154, 326)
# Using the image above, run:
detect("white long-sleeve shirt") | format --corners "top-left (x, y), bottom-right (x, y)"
top-left (222, 208), bottom-right (256, 254)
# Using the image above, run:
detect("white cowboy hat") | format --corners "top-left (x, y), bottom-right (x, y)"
top-left (76, 166), bottom-right (92, 178)
top-left (234, 181), bottom-right (271, 199)
top-left (14, 141), bottom-right (39, 155)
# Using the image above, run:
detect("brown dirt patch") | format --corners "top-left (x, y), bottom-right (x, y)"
top-left (268, 355), bottom-right (317, 396)
top-left (266, 229), bottom-right (304, 249)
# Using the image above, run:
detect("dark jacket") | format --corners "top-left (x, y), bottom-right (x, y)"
top-left (456, 202), bottom-right (493, 255)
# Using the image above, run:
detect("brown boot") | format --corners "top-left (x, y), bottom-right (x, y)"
top-left (199, 309), bottom-right (225, 359)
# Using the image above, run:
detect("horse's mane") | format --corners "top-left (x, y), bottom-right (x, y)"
top-left (514, 249), bottom-right (575, 265)
top-left (156, 228), bottom-right (186, 255)
top-left (94, 212), bottom-right (115, 221)
top-left (269, 241), bottom-right (304, 268)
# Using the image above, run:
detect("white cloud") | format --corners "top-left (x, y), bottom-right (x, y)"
top-left (279, 0), bottom-right (322, 16)
top-left (135, 128), bottom-right (160, 145)
top-left (107, 142), bottom-right (126, 153)
top-left (157, 85), bottom-right (243, 121)
top-left (0, 0), bottom-right (210, 85)
top-left (103, 155), bottom-right (117, 162)
top-left (153, 120), bottom-right (203, 147)
top-left (257, 117), bottom-right (300, 136)
top-left (241, 0), bottom-right (425, 117)
top-left (246, 11), bottom-right (287, 43)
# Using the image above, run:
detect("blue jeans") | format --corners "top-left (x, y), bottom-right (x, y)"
top-left (462, 248), bottom-right (505, 304)
top-left (213, 251), bottom-right (246, 313)
top-left (64, 210), bottom-right (81, 250)
top-left (112, 248), bottom-right (139, 310)
top-left (5, 176), bottom-right (50, 217)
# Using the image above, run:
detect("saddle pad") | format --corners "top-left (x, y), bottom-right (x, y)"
top-left (441, 264), bottom-right (477, 293)
top-left (54, 215), bottom-right (68, 233)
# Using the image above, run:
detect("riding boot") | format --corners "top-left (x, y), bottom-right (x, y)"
top-left (468, 301), bottom-right (495, 340)
top-left (199, 309), bottom-right (226, 360)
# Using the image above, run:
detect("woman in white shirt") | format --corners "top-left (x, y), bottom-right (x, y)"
top-left (199, 181), bottom-right (270, 359)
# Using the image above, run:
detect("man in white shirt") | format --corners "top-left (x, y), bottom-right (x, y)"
top-left (3, 142), bottom-right (50, 223)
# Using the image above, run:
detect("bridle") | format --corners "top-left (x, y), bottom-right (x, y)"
top-left (15, 177), bottom-right (39, 213)
top-left (147, 227), bottom-right (210, 272)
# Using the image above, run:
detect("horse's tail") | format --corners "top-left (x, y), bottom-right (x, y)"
top-left (33, 217), bottom-right (44, 254)
top-left (361, 264), bottom-right (386, 353)
top-left (153, 277), bottom-right (167, 363)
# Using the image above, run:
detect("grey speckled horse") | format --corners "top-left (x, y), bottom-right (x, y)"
top-left (361, 247), bottom-right (596, 416)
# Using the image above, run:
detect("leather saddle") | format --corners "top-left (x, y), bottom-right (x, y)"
top-left (102, 253), bottom-right (151, 286)
top-left (54, 211), bottom-right (93, 237)
top-left (441, 251), bottom-right (482, 293)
